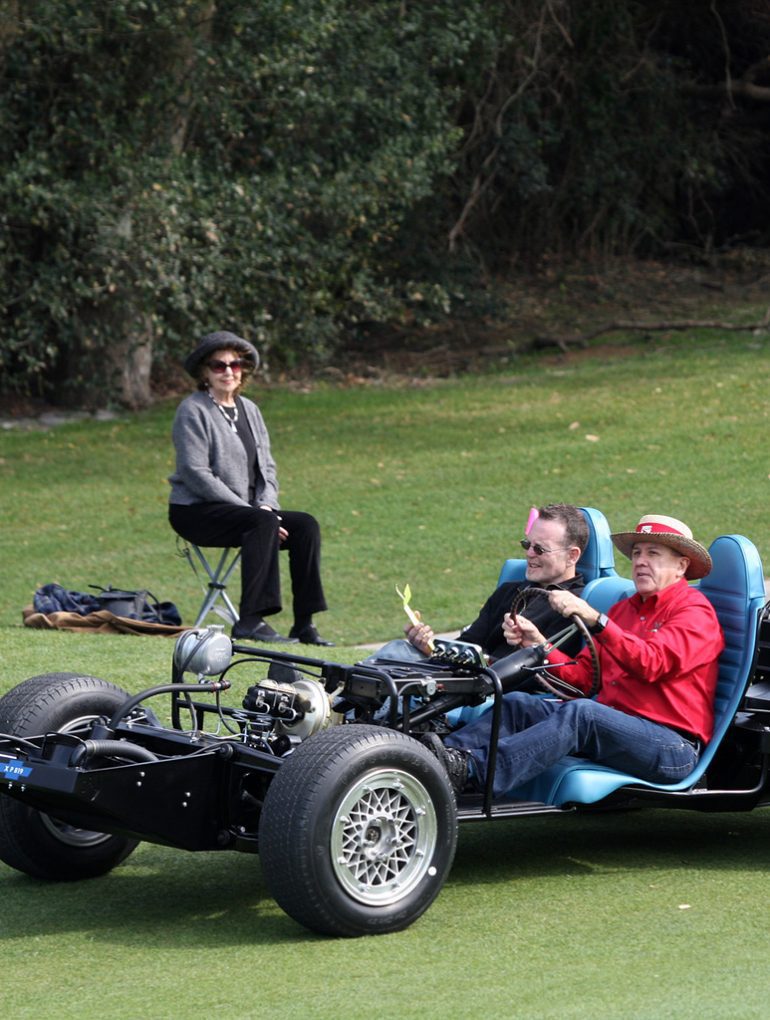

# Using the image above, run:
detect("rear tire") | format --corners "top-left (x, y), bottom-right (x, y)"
top-left (259, 725), bottom-right (457, 936)
top-left (0, 672), bottom-right (140, 880)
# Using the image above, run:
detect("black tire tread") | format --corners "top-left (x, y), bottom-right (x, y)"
top-left (0, 672), bottom-right (139, 880)
top-left (259, 725), bottom-right (457, 936)
top-left (0, 672), bottom-right (128, 738)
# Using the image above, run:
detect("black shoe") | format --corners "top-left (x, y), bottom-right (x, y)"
top-left (232, 620), bottom-right (297, 643)
top-left (289, 623), bottom-right (334, 646)
top-left (420, 732), bottom-right (470, 795)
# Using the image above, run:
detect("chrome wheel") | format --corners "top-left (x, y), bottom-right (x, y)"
top-left (330, 767), bottom-right (438, 906)
top-left (259, 725), bottom-right (457, 936)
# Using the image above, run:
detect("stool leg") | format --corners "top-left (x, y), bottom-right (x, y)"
top-left (189, 547), bottom-right (241, 627)
top-left (215, 550), bottom-right (241, 625)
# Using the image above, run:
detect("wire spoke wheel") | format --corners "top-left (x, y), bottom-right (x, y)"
top-left (259, 726), bottom-right (457, 936)
top-left (331, 768), bottom-right (437, 906)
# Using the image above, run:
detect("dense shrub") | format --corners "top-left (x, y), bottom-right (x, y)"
top-left (446, 0), bottom-right (770, 263)
top-left (0, 0), bottom-right (490, 405)
top-left (1, 1), bottom-right (769, 406)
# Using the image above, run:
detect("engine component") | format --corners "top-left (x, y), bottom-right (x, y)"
top-left (242, 677), bottom-right (331, 740)
top-left (173, 626), bottom-right (233, 678)
top-left (430, 639), bottom-right (486, 669)
top-left (277, 678), bottom-right (332, 739)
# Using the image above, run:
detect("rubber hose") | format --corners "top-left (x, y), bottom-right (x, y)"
top-left (70, 739), bottom-right (159, 766)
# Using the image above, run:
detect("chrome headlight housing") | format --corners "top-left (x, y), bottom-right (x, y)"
top-left (173, 626), bottom-right (233, 677)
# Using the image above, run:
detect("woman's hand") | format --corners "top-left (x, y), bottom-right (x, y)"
top-left (404, 610), bottom-right (435, 655)
top-left (503, 612), bottom-right (545, 648)
top-left (259, 505), bottom-right (288, 542)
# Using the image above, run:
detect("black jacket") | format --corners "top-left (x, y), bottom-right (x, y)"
top-left (459, 574), bottom-right (586, 662)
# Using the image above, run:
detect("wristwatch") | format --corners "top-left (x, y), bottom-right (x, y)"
top-left (590, 612), bottom-right (609, 634)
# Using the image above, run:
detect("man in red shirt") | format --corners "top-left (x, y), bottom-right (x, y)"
top-left (430, 514), bottom-right (725, 798)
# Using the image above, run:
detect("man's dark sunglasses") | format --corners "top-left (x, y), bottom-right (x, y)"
top-left (520, 538), bottom-right (567, 556)
top-left (208, 358), bottom-right (245, 373)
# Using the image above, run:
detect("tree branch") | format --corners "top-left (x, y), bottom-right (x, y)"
top-left (531, 310), bottom-right (770, 351)
top-left (710, 0), bottom-right (735, 110)
top-left (684, 79), bottom-right (770, 103)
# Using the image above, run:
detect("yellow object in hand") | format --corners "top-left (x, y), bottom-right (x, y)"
top-left (396, 583), bottom-right (420, 627)
top-left (396, 584), bottom-right (434, 651)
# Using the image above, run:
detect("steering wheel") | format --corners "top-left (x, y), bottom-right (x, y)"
top-left (509, 586), bottom-right (601, 699)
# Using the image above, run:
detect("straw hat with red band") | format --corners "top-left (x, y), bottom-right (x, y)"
top-left (611, 514), bottom-right (712, 580)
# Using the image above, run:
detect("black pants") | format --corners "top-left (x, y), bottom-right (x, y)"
top-left (170, 502), bottom-right (327, 622)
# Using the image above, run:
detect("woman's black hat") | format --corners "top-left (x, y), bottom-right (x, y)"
top-left (183, 331), bottom-right (260, 376)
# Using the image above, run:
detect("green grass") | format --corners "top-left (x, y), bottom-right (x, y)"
top-left (3, 333), bottom-right (769, 647)
top-left (2, 333), bottom-right (770, 1017)
top-left (3, 810), bottom-right (770, 1019)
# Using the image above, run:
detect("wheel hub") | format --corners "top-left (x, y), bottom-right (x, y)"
top-left (362, 818), bottom-right (398, 861)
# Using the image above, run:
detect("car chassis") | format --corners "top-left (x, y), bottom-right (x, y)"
top-left (2, 611), bottom-right (770, 937)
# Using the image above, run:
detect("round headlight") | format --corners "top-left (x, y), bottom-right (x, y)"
top-left (173, 626), bottom-right (233, 677)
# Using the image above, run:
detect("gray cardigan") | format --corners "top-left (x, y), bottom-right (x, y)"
top-left (168, 390), bottom-right (280, 509)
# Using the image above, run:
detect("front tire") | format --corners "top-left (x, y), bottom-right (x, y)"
top-left (259, 726), bottom-right (457, 936)
top-left (0, 672), bottom-right (140, 880)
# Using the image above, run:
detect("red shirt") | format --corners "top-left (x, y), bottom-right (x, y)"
top-left (546, 579), bottom-right (724, 742)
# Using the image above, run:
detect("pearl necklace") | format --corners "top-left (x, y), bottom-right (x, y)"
top-left (208, 392), bottom-right (239, 433)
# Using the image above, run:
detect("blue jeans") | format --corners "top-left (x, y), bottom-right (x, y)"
top-left (445, 692), bottom-right (699, 799)
top-left (362, 639), bottom-right (428, 665)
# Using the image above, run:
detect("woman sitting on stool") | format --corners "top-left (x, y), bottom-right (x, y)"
top-left (168, 330), bottom-right (332, 645)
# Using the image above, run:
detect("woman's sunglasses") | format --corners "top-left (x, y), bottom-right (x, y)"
top-left (208, 359), bottom-right (245, 374)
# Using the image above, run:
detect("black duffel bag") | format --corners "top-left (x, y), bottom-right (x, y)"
top-left (33, 583), bottom-right (181, 625)
top-left (89, 585), bottom-right (182, 625)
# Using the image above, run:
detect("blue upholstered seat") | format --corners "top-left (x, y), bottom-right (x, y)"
top-left (504, 534), bottom-right (766, 806)
top-left (580, 574), bottom-right (636, 614)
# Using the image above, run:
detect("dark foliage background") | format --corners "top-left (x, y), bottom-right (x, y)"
top-left (1, 0), bottom-right (769, 407)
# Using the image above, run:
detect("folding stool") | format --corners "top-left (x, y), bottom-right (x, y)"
top-left (177, 540), bottom-right (241, 627)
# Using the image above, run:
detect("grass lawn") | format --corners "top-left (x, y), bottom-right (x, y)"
top-left (1, 333), bottom-right (770, 1017)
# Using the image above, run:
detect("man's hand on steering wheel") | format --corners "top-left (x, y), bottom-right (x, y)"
top-left (505, 586), bottom-right (603, 699)
top-left (545, 589), bottom-right (601, 629)
top-left (502, 612), bottom-right (544, 647)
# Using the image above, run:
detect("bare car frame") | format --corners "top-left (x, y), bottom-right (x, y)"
top-left (2, 561), bottom-right (770, 939)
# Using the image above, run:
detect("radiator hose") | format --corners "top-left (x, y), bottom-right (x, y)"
top-left (70, 739), bottom-right (159, 767)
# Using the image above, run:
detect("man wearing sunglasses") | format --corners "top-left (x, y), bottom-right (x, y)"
top-left (370, 503), bottom-right (589, 665)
